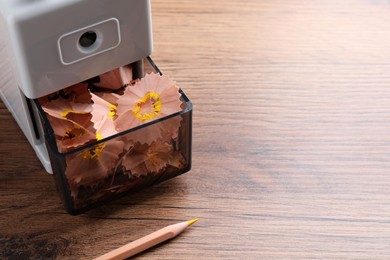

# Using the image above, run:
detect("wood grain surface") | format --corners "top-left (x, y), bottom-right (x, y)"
top-left (2, 0), bottom-right (390, 259)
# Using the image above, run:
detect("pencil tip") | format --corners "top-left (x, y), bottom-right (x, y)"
top-left (187, 218), bottom-right (199, 226)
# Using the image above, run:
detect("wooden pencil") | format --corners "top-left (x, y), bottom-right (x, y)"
top-left (94, 218), bottom-right (199, 260)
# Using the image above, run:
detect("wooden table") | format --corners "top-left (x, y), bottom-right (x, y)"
top-left (2, 0), bottom-right (390, 259)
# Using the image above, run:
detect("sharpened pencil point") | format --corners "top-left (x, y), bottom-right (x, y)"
top-left (187, 218), bottom-right (199, 226)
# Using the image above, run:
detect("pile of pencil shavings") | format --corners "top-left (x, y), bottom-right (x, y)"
top-left (39, 65), bottom-right (186, 202)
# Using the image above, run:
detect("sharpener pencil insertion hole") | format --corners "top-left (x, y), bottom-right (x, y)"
top-left (79, 31), bottom-right (97, 48)
top-left (78, 30), bottom-right (102, 53)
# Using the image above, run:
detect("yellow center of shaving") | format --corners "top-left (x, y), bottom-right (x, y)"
top-left (132, 92), bottom-right (162, 121)
top-left (60, 110), bottom-right (88, 118)
top-left (62, 127), bottom-right (82, 141)
top-left (82, 132), bottom-right (106, 160)
top-left (108, 104), bottom-right (117, 118)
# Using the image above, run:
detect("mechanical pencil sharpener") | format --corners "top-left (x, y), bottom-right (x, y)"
top-left (0, 0), bottom-right (192, 214)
